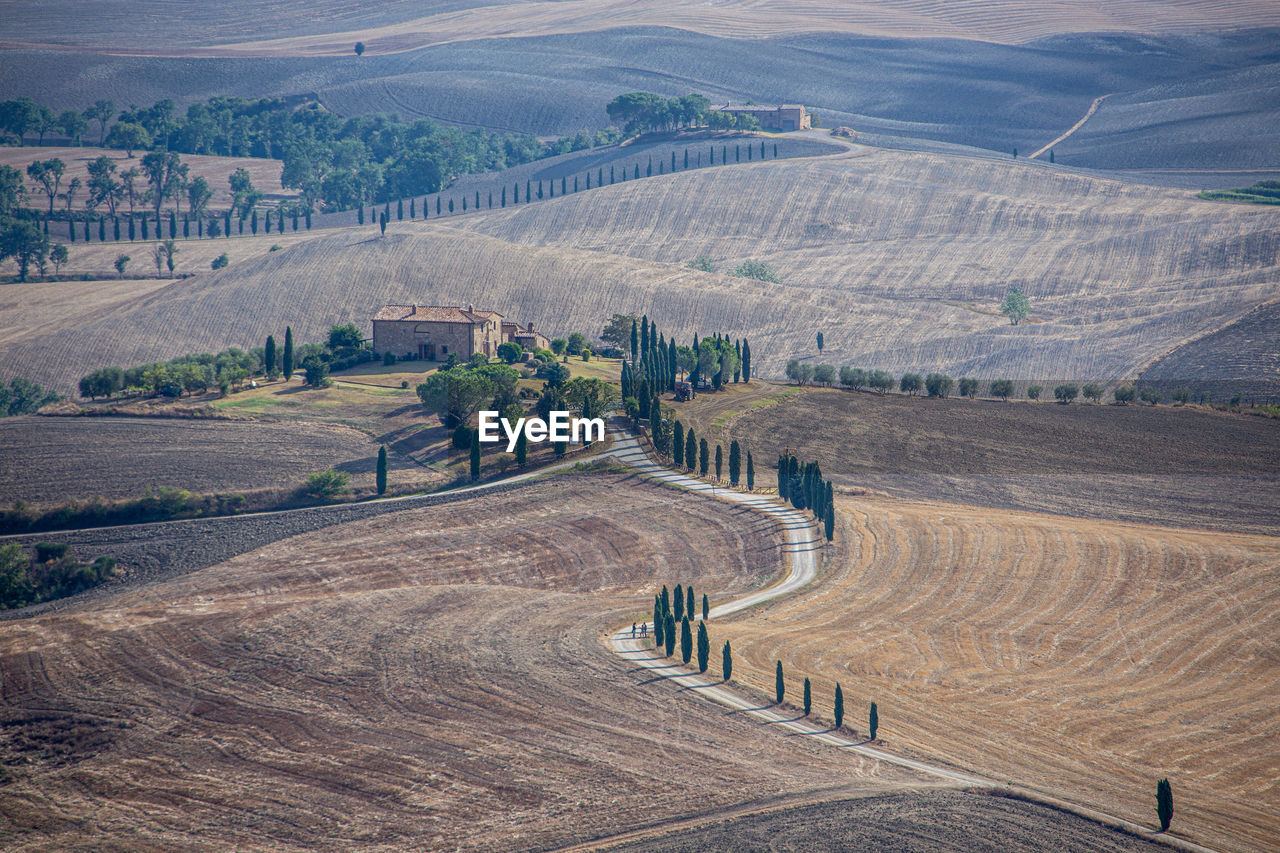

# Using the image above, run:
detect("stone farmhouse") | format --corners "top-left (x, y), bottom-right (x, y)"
top-left (372, 304), bottom-right (549, 361)
top-left (716, 103), bottom-right (811, 132)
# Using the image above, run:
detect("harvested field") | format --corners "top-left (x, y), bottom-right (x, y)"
top-left (711, 496), bottom-right (1280, 853)
top-left (0, 472), bottom-right (942, 851)
top-left (0, 414), bottom-right (397, 508)
top-left (6, 144), bottom-right (1280, 394)
top-left (674, 382), bottom-right (1280, 535)
top-left (595, 791), bottom-right (1170, 853)
top-left (0, 147), bottom-right (294, 213)
top-left (4, 0), bottom-right (1277, 52)
top-left (1139, 299), bottom-right (1280, 403)
top-left (0, 276), bottom-right (171, 349)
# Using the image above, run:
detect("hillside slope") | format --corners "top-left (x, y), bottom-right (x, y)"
top-left (4, 144), bottom-right (1278, 392)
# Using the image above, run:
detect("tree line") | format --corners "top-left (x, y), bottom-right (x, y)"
top-left (645, 583), bottom-right (878, 740)
top-left (786, 359), bottom-right (1206, 406)
top-left (606, 92), bottom-right (762, 135)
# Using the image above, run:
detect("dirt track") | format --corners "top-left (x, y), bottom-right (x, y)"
top-left (0, 471), bottom-right (943, 851)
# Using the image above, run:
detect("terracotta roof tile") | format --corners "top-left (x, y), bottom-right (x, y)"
top-left (373, 304), bottom-right (501, 324)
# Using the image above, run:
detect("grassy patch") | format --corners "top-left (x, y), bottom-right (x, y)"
top-left (1197, 181), bottom-right (1280, 204)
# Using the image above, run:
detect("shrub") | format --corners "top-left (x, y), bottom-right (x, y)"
top-left (383, 351), bottom-right (396, 366)
top-left (550, 338), bottom-right (567, 355)
top-left (729, 258), bottom-right (780, 283)
top-left (839, 366), bottom-right (866, 389)
top-left (302, 468), bottom-right (349, 499)
top-left (812, 364), bottom-right (836, 386)
top-left (1082, 383), bottom-right (1103, 402)
top-left (301, 355), bottom-right (330, 387)
top-left (211, 253), bottom-right (229, 270)
top-left (497, 341), bottom-right (523, 363)
top-left (989, 378), bottom-right (1014, 400)
top-left (687, 256), bottom-right (715, 272)
top-left (452, 423), bottom-right (474, 450)
top-left (925, 372), bottom-right (953, 398)
top-left (581, 348), bottom-right (591, 362)
top-left (1027, 384), bottom-right (1042, 400)
top-left (1053, 384), bottom-right (1079, 403)
top-left (1114, 385), bottom-right (1136, 404)
top-left (957, 377), bottom-right (979, 398)
top-left (400, 380), bottom-right (408, 389)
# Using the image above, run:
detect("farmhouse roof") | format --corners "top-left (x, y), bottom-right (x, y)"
top-left (373, 304), bottom-right (502, 324)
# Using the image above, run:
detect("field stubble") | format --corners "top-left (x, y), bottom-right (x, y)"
top-left (0, 472), bottom-right (937, 850)
top-left (713, 496), bottom-right (1280, 853)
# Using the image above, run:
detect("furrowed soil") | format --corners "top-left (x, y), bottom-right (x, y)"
top-left (711, 496), bottom-right (1280, 853)
top-left (7, 144), bottom-right (1280, 395)
top-left (673, 382), bottom-right (1280, 535)
top-left (0, 471), bottom-right (946, 851)
top-left (0, 414), bottom-right (401, 509)
top-left (594, 791), bottom-right (1170, 853)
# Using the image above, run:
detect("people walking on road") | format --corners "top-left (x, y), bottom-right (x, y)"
top-left (631, 622), bottom-right (636, 637)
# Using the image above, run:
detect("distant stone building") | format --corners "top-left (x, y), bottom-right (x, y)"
top-left (716, 103), bottom-right (811, 132)
top-left (372, 304), bottom-right (504, 361)
top-left (501, 321), bottom-right (550, 352)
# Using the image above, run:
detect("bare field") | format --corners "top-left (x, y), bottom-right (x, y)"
top-left (0, 147), bottom-right (294, 212)
top-left (594, 791), bottom-right (1171, 853)
top-left (0, 414), bottom-right (397, 508)
top-left (711, 496), bottom-right (1280, 853)
top-left (4, 0), bottom-right (1277, 53)
top-left (0, 473), bottom-right (944, 851)
top-left (0, 276), bottom-right (171, 349)
top-left (673, 382), bottom-right (1280, 534)
top-left (6, 144), bottom-right (1280, 394)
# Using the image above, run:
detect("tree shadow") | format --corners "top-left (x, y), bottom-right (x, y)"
top-left (761, 714), bottom-right (807, 725)
top-left (785, 725), bottom-right (839, 737)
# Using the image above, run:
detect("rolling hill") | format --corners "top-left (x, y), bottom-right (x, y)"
top-left (4, 142), bottom-right (1279, 393)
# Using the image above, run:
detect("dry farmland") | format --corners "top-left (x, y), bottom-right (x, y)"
top-left (671, 382), bottom-right (1280, 535)
top-left (6, 0), bottom-right (1276, 53)
top-left (0, 472), bottom-right (948, 851)
top-left (6, 144), bottom-right (1280, 395)
top-left (710, 496), bottom-right (1280, 853)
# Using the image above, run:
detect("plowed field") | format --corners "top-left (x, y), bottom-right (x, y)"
top-left (0, 472), bottom-right (942, 851)
top-left (710, 496), bottom-right (1280, 853)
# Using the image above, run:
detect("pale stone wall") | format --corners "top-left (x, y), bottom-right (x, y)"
top-left (373, 320), bottom-right (475, 361)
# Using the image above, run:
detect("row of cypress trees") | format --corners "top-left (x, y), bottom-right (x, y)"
top-left (42, 207), bottom-right (313, 243)
top-left (777, 451), bottom-right (835, 542)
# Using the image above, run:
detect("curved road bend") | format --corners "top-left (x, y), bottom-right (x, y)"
top-left (603, 428), bottom-right (1218, 853)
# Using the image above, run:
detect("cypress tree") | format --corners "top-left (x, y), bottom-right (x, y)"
top-left (747, 451), bottom-right (755, 490)
top-left (357, 206), bottom-right (364, 225)
top-left (696, 621), bottom-right (709, 672)
top-left (722, 641), bottom-right (732, 680)
top-left (251, 209), bottom-right (258, 234)
top-left (777, 454), bottom-right (788, 495)
top-left (306, 211), bottom-right (312, 229)
top-left (715, 444), bottom-right (723, 480)
top-left (729, 440), bottom-right (741, 486)
top-left (631, 319), bottom-right (639, 362)
top-left (264, 335), bottom-right (277, 376)
top-left (598, 167), bottom-right (603, 186)
top-left (376, 445), bottom-right (388, 495)
top-left (68, 218), bottom-right (75, 242)
top-left (225, 211), bottom-right (232, 236)
top-left (182, 216), bottom-right (188, 238)
top-left (869, 702), bottom-right (879, 740)
top-left (264, 209), bottom-right (272, 233)
top-left (488, 191), bottom-right (492, 208)
top-left (661, 584), bottom-right (670, 616)
top-left (803, 678), bottom-right (812, 715)
top-left (686, 585), bottom-right (694, 621)
top-left (410, 198), bottom-right (415, 218)
top-left (824, 501), bottom-right (835, 542)
top-left (653, 598), bottom-right (665, 648)
top-left (664, 614), bottom-right (675, 657)
top-left (775, 661), bottom-right (785, 704)
top-left (1156, 779), bottom-right (1173, 832)
top-left (113, 217), bottom-right (120, 240)
top-left (560, 177), bottom-right (566, 195)
top-left (282, 326), bottom-right (294, 380)
top-left (673, 420), bottom-right (684, 467)
top-left (99, 217), bottom-right (106, 241)
top-left (673, 583), bottom-right (684, 622)
top-left (397, 198), bottom-right (403, 220)
top-left (742, 339), bottom-right (751, 381)
top-left (84, 219), bottom-right (90, 241)
top-left (834, 683), bottom-right (844, 728)
top-left (680, 617), bottom-right (692, 664)
top-left (469, 429), bottom-right (481, 480)
top-left (697, 438), bottom-right (708, 476)
top-left (437, 196), bottom-right (442, 215)
top-left (514, 429), bottom-right (528, 467)
top-left (702, 593), bottom-right (709, 620)
top-left (141, 216), bottom-right (149, 239)
top-left (668, 338), bottom-right (677, 390)
top-left (685, 429), bottom-right (697, 472)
